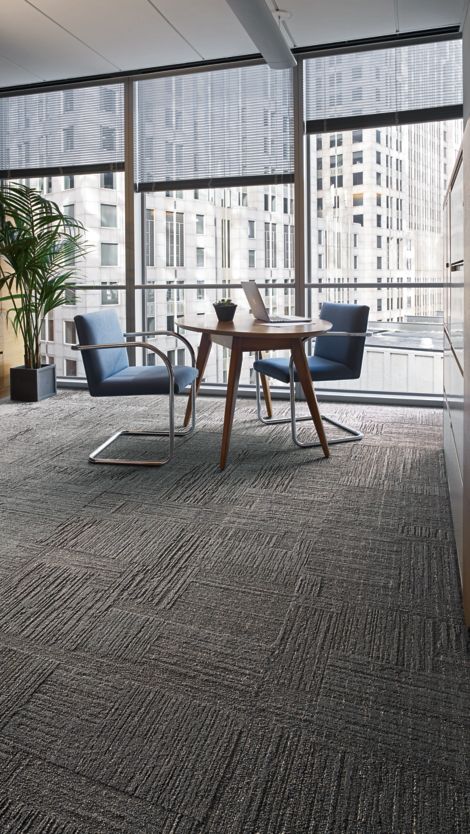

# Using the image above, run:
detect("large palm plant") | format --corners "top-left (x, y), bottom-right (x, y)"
top-left (0, 182), bottom-right (87, 369)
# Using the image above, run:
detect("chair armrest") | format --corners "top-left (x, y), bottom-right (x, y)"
top-left (72, 341), bottom-right (174, 382)
top-left (124, 330), bottom-right (196, 366)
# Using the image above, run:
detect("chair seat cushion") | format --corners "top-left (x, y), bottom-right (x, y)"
top-left (93, 365), bottom-right (198, 396)
top-left (253, 355), bottom-right (356, 384)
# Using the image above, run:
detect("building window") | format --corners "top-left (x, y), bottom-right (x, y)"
top-left (65, 359), bottom-right (77, 377)
top-left (63, 204), bottom-right (74, 219)
top-left (353, 171), bottom-right (363, 186)
top-left (63, 175), bottom-right (74, 189)
top-left (376, 129), bottom-right (381, 144)
top-left (352, 150), bottom-right (363, 165)
top-left (101, 127), bottom-right (116, 151)
top-left (166, 212), bottom-right (174, 267)
top-left (248, 220), bottom-right (255, 239)
top-left (376, 172), bottom-right (382, 186)
top-left (166, 212), bottom-right (184, 267)
top-left (353, 255), bottom-right (358, 269)
top-left (377, 235), bottom-right (382, 248)
top-left (353, 193), bottom-right (363, 207)
top-left (248, 249), bottom-right (256, 268)
top-left (377, 299), bottom-right (382, 312)
top-left (284, 225), bottom-right (289, 268)
top-left (196, 214), bottom-right (204, 234)
top-left (317, 198), bottom-right (323, 216)
top-left (271, 223), bottom-right (277, 268)
top-left (101, 243), bottom-right (118, 266)
top-left (175, 212), bottom-right (184, 267)
top-left (63, 127), bottom-right (74, 151)
top-left (352, 129), bottom-right (363, 143)
top-left (62, 127), bottom-right (73, 151)
top-left (47, 319), bottom-right (54, 342)
top-left (353, 214), bottom-right (364, 227)
top-left (145, 208), bottom-right (155, 267)
top-left (377, 256), bottom-right (382, 270)
top-left (63, 90), bottom-right (74, 112)
top-left (100, 204), bottom-right (117, 228)
top-left (100, 87), bottom-right (116, 112)
top-left (64, 321), bottom-right (77, 345)
top-left (264, 193), bottom-right (269, 211)
top-left (376, 151), bottom-right (382, 165)
top-left (196, 280), bottom-right (205, 300)
top-left (221, 219), bottom-right (231, 268)
top-left (100, 172), bottom-right (115, 189)
top-left (64, 287), bottom-right (76, 305)
top-left (264, 222), bottom-right (271, 268)
top-left (377, 214), bottom-right (382, 228)
top-left (101, 282), bottom-right (119, 304)
top-left (196, 247), bottom-right (205, 267)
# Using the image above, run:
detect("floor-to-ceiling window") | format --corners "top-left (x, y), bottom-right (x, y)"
top-left (1, 36), bottom-right (463, 400)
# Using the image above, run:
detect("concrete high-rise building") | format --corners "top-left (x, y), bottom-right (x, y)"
top-left (2, 87), bottom-right (460, 393)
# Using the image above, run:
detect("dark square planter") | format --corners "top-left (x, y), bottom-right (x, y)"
top-left (10, 364), bottom-right (57, 402)
top-left (213, 303), bottom-right (237, 322)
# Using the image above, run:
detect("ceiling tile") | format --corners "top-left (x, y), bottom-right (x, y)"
top-left (397, 0), bottom-right (466, 32)
top-left (0, 53), bottom-right (43, 87)
top-left (154, 0), bottom-right (256, 59)
top-left (30, 0), bottom-right (203, 70)
top-left (0, 0), bottom-right (115, 83)
top-left (283, 0), bottom-right (397, 47)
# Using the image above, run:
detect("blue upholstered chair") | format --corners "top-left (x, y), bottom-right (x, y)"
top-left (253, 302), bottom-right (370, 447)
top-left (73, 310), bottom-right (198, 466)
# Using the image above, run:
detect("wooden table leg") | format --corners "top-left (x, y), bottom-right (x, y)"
top-left (220, 339), bottom-right (244, 470)
top-left (290, 340), bottom-right (330, 458)
top-left (258, 351), bottom-right (273, 419)
top-left (184, 331), bottom-right (212, 427)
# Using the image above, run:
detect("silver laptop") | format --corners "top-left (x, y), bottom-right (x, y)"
top-left (241, 281), bottom-right (310, 323)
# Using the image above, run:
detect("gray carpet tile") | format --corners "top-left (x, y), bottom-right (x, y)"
top-left (1, 390), bottom-right (470, 833)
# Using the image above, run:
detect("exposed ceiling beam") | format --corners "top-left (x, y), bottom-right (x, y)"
top-left (225, 0), bottom-right (297, 69)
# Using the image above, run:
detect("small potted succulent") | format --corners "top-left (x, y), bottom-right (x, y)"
top-left (213, 297), bottom-right (237, 322)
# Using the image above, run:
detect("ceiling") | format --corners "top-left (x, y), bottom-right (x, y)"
top-left (0, 0), bottom-right (468, 90)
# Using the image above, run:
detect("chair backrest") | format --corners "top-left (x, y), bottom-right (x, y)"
top-left (74, 310), bottom-right (128, 395)
top-left (314, 302), bottom-right (369, 378)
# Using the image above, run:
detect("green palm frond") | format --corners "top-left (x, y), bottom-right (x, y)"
top-left (0, 182), bottom-right (88, 368)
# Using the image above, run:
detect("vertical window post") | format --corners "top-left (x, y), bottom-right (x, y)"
top-left (293, 61), bottom-right (306, 315)
top-left (124, 78), bottom-right (136, 363)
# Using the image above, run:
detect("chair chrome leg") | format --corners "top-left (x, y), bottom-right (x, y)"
top-left (89, 382), bottom-right (196, 467)
top-left (255, 365), bottom-right (363, 448)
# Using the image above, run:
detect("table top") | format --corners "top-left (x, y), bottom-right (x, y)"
top-left (177, 310), bottom-right (332, 340)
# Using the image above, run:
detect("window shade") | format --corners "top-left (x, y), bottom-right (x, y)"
top-left (0, 83), bottom-right (124, 178)
top-left (304, 39), bottom-right (462, 133)
top-left (134, 64), bottom-right (294, 191)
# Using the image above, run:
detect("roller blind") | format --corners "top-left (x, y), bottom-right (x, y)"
top-left (304, 39), bottom-right (462, 133)
top-left (134, 64), bottom-right (294, 191)
top-left (0, 83), bottom-right (124, 178)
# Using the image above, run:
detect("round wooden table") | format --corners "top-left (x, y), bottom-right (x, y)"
top-left (178, 311), bottom-right (333, 470)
